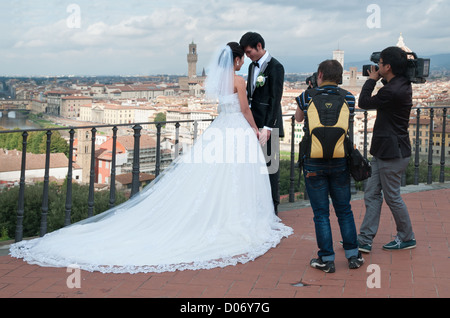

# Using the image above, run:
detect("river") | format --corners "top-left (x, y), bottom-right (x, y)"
top-left (0, 111), bottom-right (41, 130)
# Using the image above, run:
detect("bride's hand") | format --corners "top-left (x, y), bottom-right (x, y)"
top-left (253, 128), bottom-right (260, 138)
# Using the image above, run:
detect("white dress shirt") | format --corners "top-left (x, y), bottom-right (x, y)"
top-left (251, 51), bottom-right (272, 131)
top-left (252, 51), bottom-right (270, 89)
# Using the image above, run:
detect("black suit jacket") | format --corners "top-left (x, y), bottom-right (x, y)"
top-left (247, 56), bottom-right (285, 138)
top-left (359, 76), bottom-right (413, 159)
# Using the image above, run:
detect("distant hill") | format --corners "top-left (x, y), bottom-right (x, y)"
top-left (426, 54), bottom-right (450, 70)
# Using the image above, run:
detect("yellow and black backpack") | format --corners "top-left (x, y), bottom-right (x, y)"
top-left (301, 87), bottom-right (351, 159)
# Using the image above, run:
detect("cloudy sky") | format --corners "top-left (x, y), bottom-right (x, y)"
top-left (0, 0), bottom-right (449, 76)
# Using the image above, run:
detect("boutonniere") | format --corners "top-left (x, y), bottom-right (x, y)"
top-left (256, 73), bottom-right (266, 88)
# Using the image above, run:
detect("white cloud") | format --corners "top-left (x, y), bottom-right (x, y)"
top-left (426, 0), bottom-right (444, 15)
top-left (0, 0), bottom-right (449, 75)
top-left (13, 39), bottom-right (46, 49)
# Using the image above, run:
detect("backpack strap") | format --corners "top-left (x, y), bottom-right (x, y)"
top-left (306, 88), bottom-right (319, 98)
top-left (306, 86), bottom-right (348, 100)
top-left (336, 87), bottom-right (349, 98)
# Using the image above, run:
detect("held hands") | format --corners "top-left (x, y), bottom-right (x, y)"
top-left (251, 128), bottom-right (271, 146)
top-left (259, 129), bottom-right (271, 147)
top-left (253, 127), bottom-right (260, 140)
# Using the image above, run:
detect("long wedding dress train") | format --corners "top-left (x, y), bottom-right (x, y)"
top-left (10, 94), bottom-right (293, 274)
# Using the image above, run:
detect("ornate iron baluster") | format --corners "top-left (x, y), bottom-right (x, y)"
top-left (87, 128), bottom-right (97, 218)
top-left (414, 109), bottom-right (421, 185)
top-left (363, 111), bottom-right (369, 190)
top-left (440, 108), bottom-right (447, 183)
top-left (289, 116), bottom-right (296, 202)
top-left (175, 122), bottom-right (180, 158)
top-left (15, 131), bottom-right (28, 243)
top-left (193, 120), bottom-right (198, 141)
top-left (40, 130), bottom-right (52, 236)
top-left (131, 124), bottom-right (142, 197)
top-left (349, 111), bottom-right (356, 194)
top-left (155, 123), bottom-right (162, 177)
top-left (109, 126), bottom-right (118, 208)
top-left (64, 129), bottom-right (75, 226)
top-left (363, 111), bottom-right (368, 158)
top-left (427, 108), bottom-right (434, 184)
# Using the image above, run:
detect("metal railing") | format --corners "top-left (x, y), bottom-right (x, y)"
top-left (1, 105), bottom-right (448, 242)
top-left (1, 119), bottom-right (212, 242)
top-left (352, 106), bottom-right (449, 185)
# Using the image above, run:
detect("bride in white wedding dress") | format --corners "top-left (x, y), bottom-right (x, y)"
top-left (9, 42), bottom-right (293, 274)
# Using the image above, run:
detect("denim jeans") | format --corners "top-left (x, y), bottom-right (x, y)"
top-left (304, 158), bottom-right (358, 261)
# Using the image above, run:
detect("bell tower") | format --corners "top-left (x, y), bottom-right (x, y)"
top-left (77, 128), bottom-right (93, 184)
top-left (187, 41), bottom-right (198, 78)
top-left (333, 49), bottom-right (344, 69)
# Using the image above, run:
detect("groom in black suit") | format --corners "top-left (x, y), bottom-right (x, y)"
top-left (240, 32), bottom-right (285, 215)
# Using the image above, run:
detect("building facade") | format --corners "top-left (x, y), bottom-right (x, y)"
top-left (60, 96), bottom-right (93, 119)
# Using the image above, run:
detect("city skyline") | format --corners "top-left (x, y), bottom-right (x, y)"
top-left (0, 0), bottom-right (449, 76)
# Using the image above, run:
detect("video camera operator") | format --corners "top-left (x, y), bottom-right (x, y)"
top-left (357, 46), bottom-right (416, 252)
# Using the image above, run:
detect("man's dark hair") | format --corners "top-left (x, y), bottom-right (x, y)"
top-left (318, 60), bottom-right (343, 83)
top-left (380, 46), bottom-right (408, 76)
top-left (239, 32), bottom-right (265, 50)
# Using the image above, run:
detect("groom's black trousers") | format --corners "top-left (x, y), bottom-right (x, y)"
top-left (262, 134), bottom-right (280, 215)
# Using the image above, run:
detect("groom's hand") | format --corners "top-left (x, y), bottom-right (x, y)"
top-left (259, 129), bottom-right (271, 146)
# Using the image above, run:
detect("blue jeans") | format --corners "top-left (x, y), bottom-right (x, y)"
top-left (304, 158), bottom-right (358, 261)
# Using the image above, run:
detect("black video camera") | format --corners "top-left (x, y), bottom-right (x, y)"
top-left (363, 51), bottom-right (430, 84)
top-left (362, 52), bottom-right (380, 77)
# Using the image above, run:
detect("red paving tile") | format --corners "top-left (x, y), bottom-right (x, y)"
top-left (0, 185), bottom-right (449, 301)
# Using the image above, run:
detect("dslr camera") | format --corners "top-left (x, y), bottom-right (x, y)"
top-left (305, 72), bottom-right (343, 88)
top-left (363, 51), bottom-right (430, 84)
top-left (306, 72), bottom-right (318, 88)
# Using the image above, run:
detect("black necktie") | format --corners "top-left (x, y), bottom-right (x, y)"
top-left (252, 61), bottom-right (260, 68)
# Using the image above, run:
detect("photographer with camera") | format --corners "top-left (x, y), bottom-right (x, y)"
top-left (295, 60), bottom-right (364, 273)
top-left (357, 46), bottom-right (416, 252)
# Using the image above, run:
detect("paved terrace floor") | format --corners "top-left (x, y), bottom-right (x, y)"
top-left (0, 182), bottom-right (449, 301)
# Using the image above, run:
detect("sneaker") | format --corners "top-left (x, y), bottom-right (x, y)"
top-left (358, 243), bottom-right (372, 253)
top-left (348, 252), bottom-right (364, 269)
top-left (310, 257), bottom-right (335, 273)
top-left (383, 237), bottom-right (416, 250)
top-left (339, 240), bottom-right (372, 253)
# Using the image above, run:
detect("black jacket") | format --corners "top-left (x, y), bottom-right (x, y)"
top-left (247, 56), bottom-right (285, 138)
top-left (359, 76), bottom-right (413, 159)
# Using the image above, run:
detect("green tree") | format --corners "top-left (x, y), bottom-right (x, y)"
top-left (48, 131), bottom-right (70, 157)
top-left (0, 130), bottom-right (22, 150)
top-left (279, 160), bottom-right (305, 199)
top-left (0, 130), bottom-right (69, 157)
top-left (155, 112), bottom-right (167, 128)
top-left (405, 159), bottom-right (447, 184)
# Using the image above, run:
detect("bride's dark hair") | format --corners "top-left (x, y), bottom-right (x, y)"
top-left (227, 42), bottom-right (244, 61)
top-left (206, 42), bottom-right (241, 98)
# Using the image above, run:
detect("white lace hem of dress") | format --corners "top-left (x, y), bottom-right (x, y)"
top-left (10, 224), bottom-right (293, 274)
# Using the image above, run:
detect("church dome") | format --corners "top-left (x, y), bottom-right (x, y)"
top-left (396, 33), bottom-right (412, 53)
